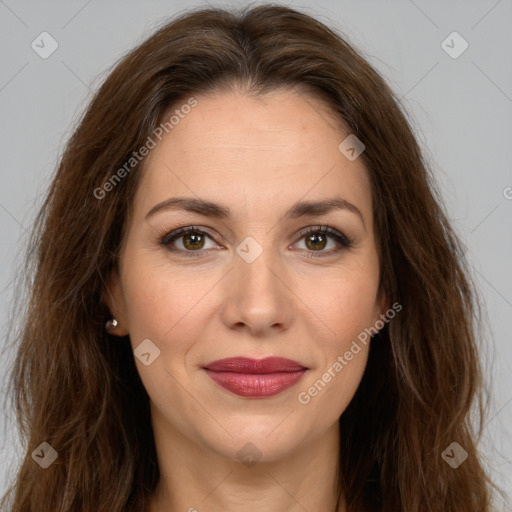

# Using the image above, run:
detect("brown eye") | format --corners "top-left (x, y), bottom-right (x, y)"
top-left (293, 226), bottom-right (352, 259)
top-left (304, 232), bottom-right (328, 251)
top-left (181, 231), bottom-right (206, 250)
top-left (161, 227), bottom-right (217, 257)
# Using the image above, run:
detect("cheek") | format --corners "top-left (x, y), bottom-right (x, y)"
top-left (294, 260), bottom-right (379, 414)
top-left (297, 347), bottom-right (369, 429)
top-left (309, 260), bottom-right (381, 348)
top-left (119, 258), bottom-right (212, 425)
top-left (121, 255), bottom-right (212, 347)
top-left (297, 279), bottom-right (374, 419)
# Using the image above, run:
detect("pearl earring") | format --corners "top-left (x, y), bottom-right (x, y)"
top-left (105, 318), bottom-right (118, 331)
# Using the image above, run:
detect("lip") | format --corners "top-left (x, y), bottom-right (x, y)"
top-left (203, 357), bottom-right (308, 398)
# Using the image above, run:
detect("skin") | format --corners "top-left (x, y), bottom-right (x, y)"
top-left (105, 86), bottom-right (388, 512)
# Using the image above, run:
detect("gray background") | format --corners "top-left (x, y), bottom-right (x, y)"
top-left (1, 0), bottom-right (511, 507)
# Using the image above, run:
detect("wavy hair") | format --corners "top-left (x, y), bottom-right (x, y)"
top-left (1, 3), bottom-right (497, 511)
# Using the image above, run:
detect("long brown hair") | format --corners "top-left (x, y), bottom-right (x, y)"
top-left (1, 4), bottom-right (497, 511)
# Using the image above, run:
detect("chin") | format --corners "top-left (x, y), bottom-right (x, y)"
top-left (202, 418), bottom-right (313, 464)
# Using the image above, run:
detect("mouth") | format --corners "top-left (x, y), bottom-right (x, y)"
top-left (202, 357), bottom-right (308, 398)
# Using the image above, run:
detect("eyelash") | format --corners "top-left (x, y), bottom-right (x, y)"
top-left (159, 225), bottom-right (352, 259)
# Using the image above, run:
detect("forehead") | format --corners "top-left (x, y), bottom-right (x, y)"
top-left (133, 88), bottom-right (372, 224)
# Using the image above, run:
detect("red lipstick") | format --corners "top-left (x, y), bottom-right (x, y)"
top-left (203, 357), bottom-right (308, 398)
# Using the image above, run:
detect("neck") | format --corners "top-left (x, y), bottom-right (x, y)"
top-left (146, 414), bottom-right (345, 512)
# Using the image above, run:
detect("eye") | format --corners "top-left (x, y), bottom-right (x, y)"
top-left (160, 226), bottom-right (218, 257)
top-left (159, 225), bottom-right (352, 258)
top-left (292, 225), bottom-right (352, 258)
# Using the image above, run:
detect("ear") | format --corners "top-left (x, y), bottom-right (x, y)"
top-left (103, 266), bottom-right (129, 336)
top-left (378, 287), bottom-right (390, 317)
top-left (372, 286), bottom-right (391, 332)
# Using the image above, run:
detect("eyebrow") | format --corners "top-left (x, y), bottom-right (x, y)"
top-left (145, 196), bottom-right (365, 226)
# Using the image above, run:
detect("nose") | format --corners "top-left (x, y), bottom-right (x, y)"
top-left (219, 240), bottom-right (295, 337)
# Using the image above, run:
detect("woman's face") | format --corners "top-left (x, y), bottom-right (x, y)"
top-left (107, 87), bottom-right (387, 463)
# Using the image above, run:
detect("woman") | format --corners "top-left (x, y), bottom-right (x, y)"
top-left (1, 4), bottom-right (497, 511)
